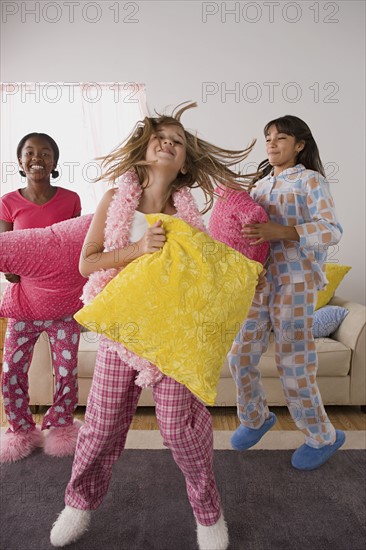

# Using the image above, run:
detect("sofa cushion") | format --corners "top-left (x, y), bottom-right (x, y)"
top-left (77, 333), bottom-right (100, 378)
top-left (316, 264), bottom-right (351, 310)
top-left (313, 305), bottom-right (349, 338)
top-left (221, 338), bottom-right (351, 379)
top-left (78, 332), bottom-right (351, 384)
top-left (79, 330), bottom-right (352, 380)
top-left (313, 339), bottom-right (351, 376)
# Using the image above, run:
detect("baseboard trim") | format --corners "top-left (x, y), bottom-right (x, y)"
top-left (1, 426), bottom-right (365, 450)
top-left (126, 429), bottom-right (366, 450)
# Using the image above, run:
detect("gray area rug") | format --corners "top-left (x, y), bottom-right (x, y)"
top-left (1, 449), bottom-right (365, 550)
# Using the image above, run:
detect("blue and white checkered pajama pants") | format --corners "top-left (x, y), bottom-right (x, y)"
top-left (228, 281), bottom-right (336, 448)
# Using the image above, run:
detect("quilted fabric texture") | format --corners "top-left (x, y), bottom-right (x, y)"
top-left (75, 214), bottom-right (263, 405)
top-left (0, 215), bottom-right (93, 320)
top-left (312, 305), bottom-right (349, 338)
top-left (315, 263), bottom-right (351, 310)
top-left (208, 187), bottom-right (269, 264)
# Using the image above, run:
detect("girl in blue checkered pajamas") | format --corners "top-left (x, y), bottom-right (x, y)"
top-left (228, 115), bottom-right (345, 470)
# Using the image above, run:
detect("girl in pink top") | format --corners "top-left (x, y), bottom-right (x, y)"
top-left (1, 186), bottom-right (81, 231)
top-left (0, 133), bottom-right (82, 463)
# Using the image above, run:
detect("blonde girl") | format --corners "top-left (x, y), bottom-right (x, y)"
top-left (50, 102), bottom-right (256, 550)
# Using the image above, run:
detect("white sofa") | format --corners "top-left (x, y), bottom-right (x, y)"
top-left (28, 295), bottom-right (366, 408)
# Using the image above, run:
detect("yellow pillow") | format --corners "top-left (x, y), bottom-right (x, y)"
top-left (75, 214), bottom-right (263, 405)
top-left (315, 263), bottom-right (351, 310)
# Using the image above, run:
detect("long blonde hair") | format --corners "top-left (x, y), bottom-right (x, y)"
top-left (97, 101), bottom-right (258, 212)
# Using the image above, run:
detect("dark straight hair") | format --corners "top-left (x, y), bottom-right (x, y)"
top-left (254, 115), bottom-right (326, 182)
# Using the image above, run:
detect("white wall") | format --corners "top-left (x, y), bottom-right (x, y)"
top-left (1, 0), bottom-right (365, 303)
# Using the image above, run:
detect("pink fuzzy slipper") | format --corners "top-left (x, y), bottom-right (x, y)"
top-left (0, 426), bottom-right (44, 463)
top-left (44, 420), bottom-right (83, 457)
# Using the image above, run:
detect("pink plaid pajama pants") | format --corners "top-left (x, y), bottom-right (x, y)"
top-left (2, 317), bottom-right (80, 433)
top-left (65, 337), bottom-right (221, 526)
top-left (228, 281), bottom-right (336, 449)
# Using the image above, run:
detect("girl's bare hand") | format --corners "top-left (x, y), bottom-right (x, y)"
top-left (242, 221), bottom-right (299, 245)
top-left (137, 220), bottom-right (166, 255)
top-left (242, 221), bottom-right (279, 245)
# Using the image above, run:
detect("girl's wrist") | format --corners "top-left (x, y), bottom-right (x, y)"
top-left (283, 226), bottom-right (300, 242)
top-left (118, 242), bottom-right (141, 266)
top-left (128, 242), bottom-right (141, 262)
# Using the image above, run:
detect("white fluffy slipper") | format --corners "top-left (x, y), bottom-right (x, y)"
top-left (197, 513), bottom-right (229, 550)
top-left (50, 505), bottom-right (91, 547)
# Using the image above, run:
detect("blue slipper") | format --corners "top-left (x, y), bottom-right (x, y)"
top-left (291, 429), bottom-right (346, 470)
top-left (231, 412), bottom-right (277, 451)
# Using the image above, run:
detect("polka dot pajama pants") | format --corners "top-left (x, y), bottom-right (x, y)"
top-left (2, 317), bottom-right (80, 433)
top-left (228, 281), bottom-right (336, 449)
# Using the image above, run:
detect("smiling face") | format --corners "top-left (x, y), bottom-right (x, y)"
top-left (265, 125), bottom-right (304, 176)
top-left (18, 136), bottom-right (56, 182)
top-left (145, 123), bottom-right (187, 176)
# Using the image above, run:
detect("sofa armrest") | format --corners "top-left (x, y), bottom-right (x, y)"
top-left (329, 296), bottom-right (366, 349)
top-left (329, 295), bottom-right (366, 405)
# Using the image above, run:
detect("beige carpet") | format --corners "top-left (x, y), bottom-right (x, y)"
top-left (2, 426), bottom-right (365, 449)
top-left (125, 429), bottom-right (366, 449)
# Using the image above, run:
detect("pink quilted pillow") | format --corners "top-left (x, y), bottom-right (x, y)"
top-left (0, 215), bottom-right (92, 320)
top-left (208, 187), bottom-right (269, 265)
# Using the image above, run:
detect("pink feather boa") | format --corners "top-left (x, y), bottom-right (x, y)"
top-left (82, 170), bottom-right (206, 388)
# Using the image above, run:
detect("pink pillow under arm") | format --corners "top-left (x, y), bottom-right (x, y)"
top-left (208, 187), bottom-right (269, 265)
top-left (0, 215), bottom-right (93, 320)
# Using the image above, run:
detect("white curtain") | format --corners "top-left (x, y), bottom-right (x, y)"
top-left (0, 82), bottom-right (148, 213)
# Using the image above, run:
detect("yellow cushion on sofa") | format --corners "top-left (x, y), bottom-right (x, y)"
top-left (75, 214), bottom-right (263, 405)
top-left (316, 264), bottom-right (351, 310)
